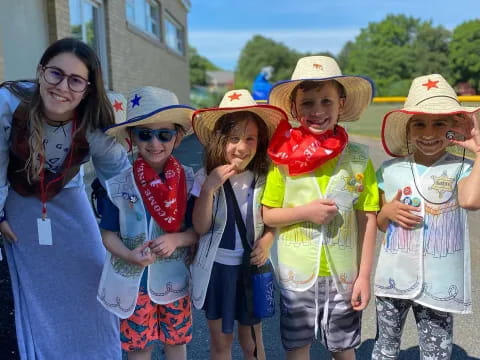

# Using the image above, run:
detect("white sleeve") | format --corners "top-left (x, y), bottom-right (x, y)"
top-left (191, 168), bottom-right (207, 198)
top-left (0, 88), bottom-right (21, 211)
top-left (87, 129), bottom-right (131, 187)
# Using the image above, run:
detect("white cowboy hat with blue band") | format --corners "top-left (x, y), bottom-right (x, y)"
top-left (268, 56), bottom-right (374, 123)
top-left (106, 86), bottom-right (195, 145)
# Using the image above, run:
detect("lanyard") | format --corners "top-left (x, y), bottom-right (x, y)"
top-left (39, 118), bottom-right (77, 219)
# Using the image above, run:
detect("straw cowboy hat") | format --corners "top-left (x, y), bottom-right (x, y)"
top-left (382, 74), bottom-right (480, 157)
top-left (192, 89), bottom-right (287, 145)
top-left (268, 56), bottom-right (374, 123)
top-left (106, 86), bottom-right (194, 146)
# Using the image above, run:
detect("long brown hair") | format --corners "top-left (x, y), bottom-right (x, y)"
top-left (1, 38), bottom-right (113, 182)
top-left (204, 111), bottom-right (270, 176)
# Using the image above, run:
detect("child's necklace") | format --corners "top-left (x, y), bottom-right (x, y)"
top-left (407, 153), bottom-right (465, 205)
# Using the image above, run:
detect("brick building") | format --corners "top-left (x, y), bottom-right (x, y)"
top-left (0, 0), bottom-right (191, 102)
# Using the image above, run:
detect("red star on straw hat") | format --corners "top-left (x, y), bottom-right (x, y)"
top-left (422, 79), bottom-right (439, 90)
top-left (113, 100), bottom-right (124, 112)
top-left (228, 92), bottom-right (242, 101)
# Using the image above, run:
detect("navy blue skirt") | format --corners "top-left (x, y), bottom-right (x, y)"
top-left (203, 262), bottom-right (260, 333)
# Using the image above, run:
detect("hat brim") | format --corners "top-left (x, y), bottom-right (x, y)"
top-left (382, 106), bottom-right (480, 157)
top-left (268, 75), bottom-right (374, 123)
top-left (192, 104), bottom-right (287, 145)
top-left (106, 105), bottom-right (195, 147)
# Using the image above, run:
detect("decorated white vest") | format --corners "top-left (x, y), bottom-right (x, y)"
top-left (97, 166), bottom-right (194, 319)
top-left (272, 142), bottom-right (369, 294)
top-left (190, 172), bottom-right (266, 309)
top-left (375, 153), bottom-right (473, 314)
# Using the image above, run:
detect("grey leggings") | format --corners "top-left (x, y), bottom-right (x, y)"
top-left (372, 296), bottom-right (453, 360)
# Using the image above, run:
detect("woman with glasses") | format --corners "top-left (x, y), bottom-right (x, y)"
top-left (0, 38), bottom-right (130, 359)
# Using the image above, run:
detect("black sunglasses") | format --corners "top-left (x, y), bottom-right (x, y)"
top-left (131, 128), bottom-right (177, 143)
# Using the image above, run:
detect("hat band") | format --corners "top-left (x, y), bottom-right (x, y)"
top-left (415, 95), bottom-right (460, 106)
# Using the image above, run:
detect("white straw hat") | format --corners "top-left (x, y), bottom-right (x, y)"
top-left (268, 56), bottom-right (374, 123)
top-left (106, 86), bottom-right (194, 145)
top-left (192, 89), bottom-right (287, 145)
top-left (382, 74), bottom-right (480, 157)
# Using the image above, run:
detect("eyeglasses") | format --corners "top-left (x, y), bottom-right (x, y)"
top-left (41, 66), bottom-right (90, 93)
top-left (131, 128), bottom-right (177, 143)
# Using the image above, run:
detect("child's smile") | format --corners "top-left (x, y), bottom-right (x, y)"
top-left (293, 82), bottom-right (345, 135)
top-left (408, 114), bottom-right (454, 164)
top-left (225, 118), bottom-right (258, 171)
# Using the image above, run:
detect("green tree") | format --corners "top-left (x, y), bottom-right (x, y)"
top-left (188, 45), bottom-right (220, 86)
top-left (449, 19), bottom-right (480, 92)
top-left (342, 14), bottom-right (452, 96)
top-left (235, 35), bottom-right (301, 90)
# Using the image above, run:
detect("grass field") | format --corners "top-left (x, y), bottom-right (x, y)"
top-left (346, 102), bottom-right (480, 139)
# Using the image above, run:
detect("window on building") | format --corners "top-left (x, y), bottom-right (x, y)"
top-left (125, 0), bottom-right (161, 39)
top-left (165, 13), bottom-right (185, 55)
top-left (69, 0), bottom-right (109, 86)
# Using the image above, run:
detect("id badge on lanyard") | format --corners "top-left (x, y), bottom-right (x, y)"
top-left (37, 217), bottom-right (53, 245)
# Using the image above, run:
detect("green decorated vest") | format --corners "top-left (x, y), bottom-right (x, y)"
top-left (272, 142), bottom-right (369, 294)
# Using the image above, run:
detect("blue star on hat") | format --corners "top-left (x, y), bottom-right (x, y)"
top-left (131, 94), bottom-right (142, 108)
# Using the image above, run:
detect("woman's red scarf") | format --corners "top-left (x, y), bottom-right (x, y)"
top-left (268, 120), bottom-right (348, 175)
top-left (133, 155), bottom-right (186, 233)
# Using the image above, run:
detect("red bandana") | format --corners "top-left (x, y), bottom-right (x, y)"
top-left (133, 155), bottom-right (187, 233)
top-left (268, 120), bottom-right (348, 175)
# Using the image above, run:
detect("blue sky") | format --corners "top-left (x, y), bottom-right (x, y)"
top-left (188, 0), bottom-right (478, 71)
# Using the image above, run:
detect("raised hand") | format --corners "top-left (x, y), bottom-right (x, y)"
top-left (202, 164), bottom-right (237, 194)
top-left (450, 113), bottom-right (480, 154)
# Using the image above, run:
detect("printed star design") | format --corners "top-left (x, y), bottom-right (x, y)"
top-left (422, 79), bottom-right (439, 90)
top-left (113, 100), bottom-right (124, 112)
top-left (130, 94), bottom-right (142, 108)
top-left (228, 92), bottom-right (242, 101)
top-left (429, 171), bottom-right (455, 198)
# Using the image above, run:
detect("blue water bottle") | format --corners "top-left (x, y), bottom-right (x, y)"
top-left (252, 260), bottom-right (275, 318)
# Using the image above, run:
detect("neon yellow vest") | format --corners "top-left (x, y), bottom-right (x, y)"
top-left (273, 142), bottom-right (369, 293)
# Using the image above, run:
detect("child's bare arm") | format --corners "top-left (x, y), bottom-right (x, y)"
top-left (250, 226), bottom-right (274, 267)
top-left (262, 199), bottom-right (338, 228)
top-left (377, 190), bottom-right (422, 232)
top-left (101, 228), bottom-right (155, 267)
top-left (457, 114), bottom-right (480, 209)
top-left (351, 210), bottom-right (377, 311)
top-left (193, 164), bottom-right (237, 234)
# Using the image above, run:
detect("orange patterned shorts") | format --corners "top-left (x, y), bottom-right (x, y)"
top-left (120, 292), bottom-right (192, 351)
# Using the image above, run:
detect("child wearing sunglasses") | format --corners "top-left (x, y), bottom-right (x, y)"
top-left (190, 89), bottom-right (286, 359)
top-left (98, 86), bottom-right (197, 360)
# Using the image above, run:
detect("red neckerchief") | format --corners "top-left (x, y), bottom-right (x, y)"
top-left (133, 155), bottom-right (186, 233)
top-left (268, 120), bottom-right (348, 175)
